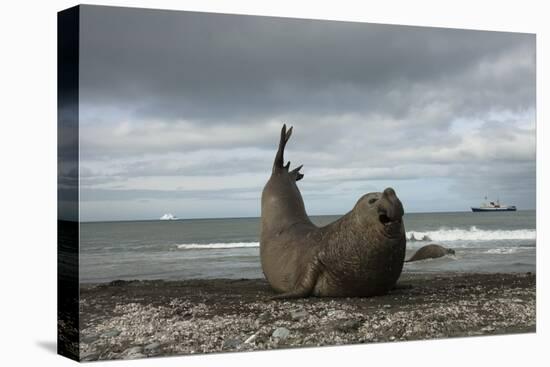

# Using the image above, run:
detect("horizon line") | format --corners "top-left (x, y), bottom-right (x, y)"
top-left (78, 208), bottom-right (536, 223)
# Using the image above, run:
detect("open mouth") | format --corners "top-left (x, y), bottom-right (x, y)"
top-left (379, 213), bottom-right (401, 226)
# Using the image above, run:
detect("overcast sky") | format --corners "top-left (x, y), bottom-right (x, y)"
top-left (76, 5), bottom-right (535, 222)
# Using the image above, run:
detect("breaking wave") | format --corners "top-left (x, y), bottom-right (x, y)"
top-left (406, 226), bottom-right (535, 242)
top-left (485, 248), bottom-right (521, 254)
top-left (176, 242), bottom-right (259, 250)
top-left (175, 227), bottom-right (535, 250)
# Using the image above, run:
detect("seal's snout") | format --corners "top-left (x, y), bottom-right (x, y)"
top-left (383, 187), bottom-right (396, 198)
top-left (378, 187), bottom-right (404, 226)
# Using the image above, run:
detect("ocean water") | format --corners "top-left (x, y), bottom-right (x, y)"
top-left (80, 210), bottom-right (536, 283)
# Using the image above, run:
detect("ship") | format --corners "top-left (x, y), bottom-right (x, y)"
top-left (471, 197), bottom-right (516, 212)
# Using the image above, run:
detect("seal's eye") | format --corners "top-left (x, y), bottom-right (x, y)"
top-left (368, 198), bottom-right (377, 204)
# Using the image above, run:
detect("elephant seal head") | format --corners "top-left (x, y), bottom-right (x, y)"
top-left (353, 187), bottom-right (405, 238)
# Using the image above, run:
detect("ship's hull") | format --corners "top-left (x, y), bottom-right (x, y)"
top-left (471, 207), bottom-right (516, 212)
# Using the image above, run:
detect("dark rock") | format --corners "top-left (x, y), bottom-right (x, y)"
top-left (332, 319), bottom-right (362, 332)
top-left (254, 335), bottom-right (268, 345)
top-left (255, 312), bottom-right (271, 326)
top-left (108, 280), bottom-right (128, 286)
top-left (222, 338), bottom-right (242, 349)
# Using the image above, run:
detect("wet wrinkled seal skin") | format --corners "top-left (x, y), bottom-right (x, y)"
top-left (260, 125), bottom-right (407, 299)
top-left (406, 244), bottom-right (455, 262)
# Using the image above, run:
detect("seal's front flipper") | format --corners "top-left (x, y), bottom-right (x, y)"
top-left (270, 288), bottom-right (311, 300)
top-left (269, 257), bottom-right (321, 300)
top-left (391, 283), bottom-right (413, 291)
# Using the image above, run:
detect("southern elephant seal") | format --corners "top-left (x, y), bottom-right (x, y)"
top-left (405, 244), bottom-right (455, 262)
top-left (260, 125), bottom-right (407, 298)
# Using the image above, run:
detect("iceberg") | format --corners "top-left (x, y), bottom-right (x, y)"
top-left (160, 213), bottom-right (177, 220)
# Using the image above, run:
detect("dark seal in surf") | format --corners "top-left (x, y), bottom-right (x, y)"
top-left (406, 244), bottom-right (455, 262)
top-left (260, 125), bottom-right (407, 298)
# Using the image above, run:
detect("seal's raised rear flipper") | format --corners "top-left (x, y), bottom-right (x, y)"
top-left (290, 165), bottom-right (304, 181)
top-left (273, 124), bottom-right (293, 173)
top-left (272, 124), bottom-right (304, 181)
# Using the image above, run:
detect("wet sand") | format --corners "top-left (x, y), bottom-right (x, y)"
top-left (78, 272), bottom-right (535, 361)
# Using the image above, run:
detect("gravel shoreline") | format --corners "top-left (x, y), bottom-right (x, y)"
top-left (78, 272), bottom-right (535, 361)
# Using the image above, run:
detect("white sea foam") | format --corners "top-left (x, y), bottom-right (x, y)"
top-left (175, 227), bottom-right (535, 250)
top-left (406, 226), bottom-right (535, 242)
top-left (485, 248), bottom-right (520, 254)
top-left (176, 242), bottom-right (259, 250)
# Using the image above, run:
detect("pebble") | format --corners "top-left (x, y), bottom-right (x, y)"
top-left (80, 351), bottom-right (99, 361)
top-left (255, 312), bottom-right (271, 327)
top-left (81, 334), bottom-right (99, 344)
top-left (126, 352), bottom-right (146, 359)
top-left (258, 312), bottom-right (270, 321)
top-left (332, 319), bottom-right (362, 333)
top-left (144, 342), bottom-right (161, 353)
top-left (272, 327), bottom-right (290, 339)
top-left (327, 310), bottom-right (348, 319)
top-left (290, 310), bottom-right (309, 321)
top-left (244, 334), bottom-right (257, 344)
top-left (222, 338), bottom-right (242, 349)
top-left (124, 346), bottom-right (144, 356)
top-left (101, 329), bottom-right (120, 338)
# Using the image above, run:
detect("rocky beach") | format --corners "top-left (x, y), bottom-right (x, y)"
top-left (77, 272), bottom-right (535, 361)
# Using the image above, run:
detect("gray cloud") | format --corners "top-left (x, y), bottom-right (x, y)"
top-left (77, 5), bottom-right (535, 221)
top-left (80, 6), bottom-right (534, 121)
